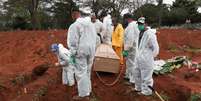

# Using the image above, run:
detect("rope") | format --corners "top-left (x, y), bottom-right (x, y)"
top-left (94, 63), bottom-right (125, 87)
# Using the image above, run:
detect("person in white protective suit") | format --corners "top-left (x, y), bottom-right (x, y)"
top-left (51, 43), bottom-right (75, 100)
top-left (134, 17), bottom-right (159, 95)
top-left (123, 13), bottom-right (139, 84)
top-left (101, 13), bottom-right (113, 45)
top-left (91, 15), bottom-right (104, 47)
top-left (67, 8), bottom-right (97, 99)
top-left (51, 43), bottom-right (75, 86)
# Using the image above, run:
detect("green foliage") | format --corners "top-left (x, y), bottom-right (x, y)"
top-left (167, 8), bottom-right (188, 25)
top-left (190, 93), bottom-right (201, 101)
top-left (33, 85), bottom-right (48, 101)
top-left (134, 4), bottom-right (159, 24)
top-left (0, 0), bottom-right (201, 30)
top-left (50, 0), bottom-right (76, 29)
top-left (11, 74), bottom-right (32, 86)
top-left (172, 0), bottom-right (198, 16)
top-left (0, 0), bottom-right (77, 30)
top-left (191, 13), bottom-right (201, 23)
top-left (133, 0), bottom-right (201, 27)
top-left (154, 56), bottom-right (186, 75)
top-left (133, 3), bottom-right (189, 26)
top-left (172, 0), bottom-right (199, 24)
top-left (12, 16), bottom-right (32, 30)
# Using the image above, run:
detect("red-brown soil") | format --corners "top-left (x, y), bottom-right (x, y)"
top-left (0, 29), bottom-right (201, 101)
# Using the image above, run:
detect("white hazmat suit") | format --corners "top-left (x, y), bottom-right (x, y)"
top-left (67, 16), bottom-right (97, 97)
top-left (124, 21), bottom-right (139, 83)
top-left (102, 14), bottom-right (113, 45)
top-left (134, 28), bottom-right (159, 95)
top-left (56, 44), bottom-right (75, 86)
top-left (94, 19), bottom-right (104, 34)
top-left (93, 19), bottom-right (104, 48)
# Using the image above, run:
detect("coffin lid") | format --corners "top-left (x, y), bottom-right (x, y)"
top-left (95, 44), bottom-right (120, 59)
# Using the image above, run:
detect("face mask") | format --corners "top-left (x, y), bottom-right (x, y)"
top-left (138, 25), bottom-right (145, 31)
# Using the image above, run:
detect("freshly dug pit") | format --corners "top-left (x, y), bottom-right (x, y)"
top-left (32, 63), bottom-right (52, 76)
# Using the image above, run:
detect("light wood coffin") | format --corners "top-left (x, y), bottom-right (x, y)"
top-left (93, 44), bottom-right (120, 73)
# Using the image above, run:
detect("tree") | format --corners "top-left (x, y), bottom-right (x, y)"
top-left (2, 0), bottom-right (59, 29)
top-left (45, 0), bottom-right (77, 29)
top-left (172, 0), bottom-right (198, 20)
top-left (156, 0), bottom-right (163, 27)
top-left (83, 0), bottom-right (147, 18)
top-left (28, 0), bottom-right (40, 29)
top-left (134, 4), bottom-right (159, 26)
top-left (167, 8), bottom-right (188, 25)
top-left (3, 0), bottom-right (41, 29)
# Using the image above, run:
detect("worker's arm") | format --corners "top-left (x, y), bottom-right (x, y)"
top-left (124, 26), bottom-right (130, 50)
top-left (67, 24), bottom-right (80, 55)
top-left (149, 32), bottom-right (159, 57)
top-left (59, 52), bottom-right (70, 66)
top-left (122, 25), bottom-right (129, 57)
top-left (54, 53), bottom-right (69, 67)
top-left (124, 23), bottom-right (139, 51)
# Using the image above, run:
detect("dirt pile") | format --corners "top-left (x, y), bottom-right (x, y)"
top-left (0, 29), bottom-right (201, 101)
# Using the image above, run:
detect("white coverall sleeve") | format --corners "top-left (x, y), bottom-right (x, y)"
top-left (58, 53), bottom-right (70, 66)
top-left (100, 22), bottom-right (104, 33)
top-left (124, 28), bottom-right (129, 50)
top-left (67, 24), bottom-right (80, 55)
top-left (124, 23), bottom-right (138, 51)
top-left (150, 33), bottom-right (159, 57)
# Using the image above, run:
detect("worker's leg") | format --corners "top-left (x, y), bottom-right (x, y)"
top-left (74, 56), bottom-right (91, 97)
top-left (62, 67), bottom-right (68, 85)
top-left (66, 65), bottom-right (75, 86)
top-left (125, 56), bottom-right (132, 79)
top-left (140, 63), bottom-right (154, 95)
top-left (87, 55), bottom-right (94, 93)
top-left (125, 49), bottom-right (135, 83)
top-left (133, 59), bottom-right (142, 91)
top-left (63, 67), bottom-right (74, 100)
top-left (62, 66), bottom-right (75, 86)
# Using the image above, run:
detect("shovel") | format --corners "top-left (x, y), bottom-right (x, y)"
top-left (148, 86), bottom-right (165, 101)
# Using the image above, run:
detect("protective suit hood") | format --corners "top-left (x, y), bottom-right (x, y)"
top-left (76, 17), bottom-right (91, 27)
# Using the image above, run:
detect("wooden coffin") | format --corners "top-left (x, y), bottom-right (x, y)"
top-left (93, 44), bottom-right (120, 73)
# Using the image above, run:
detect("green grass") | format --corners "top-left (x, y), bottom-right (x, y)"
top-left (189, 93), bottom-right (201, 101)
top-left (33, 85), bottom-right (48, 101)
top-left (168, 44), bottom-right (179, 52)
top-left (184, 48), bottom-right (201, 53)
top-left (168, 44), bottom-right (201, 53)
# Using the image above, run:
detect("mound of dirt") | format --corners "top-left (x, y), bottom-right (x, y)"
top-left (0, 29), bottom-right (201, 101)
